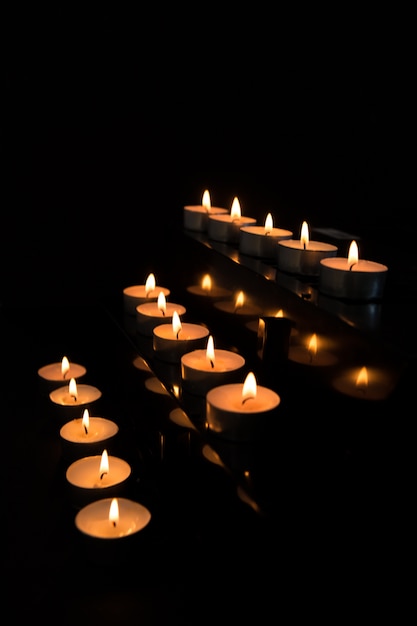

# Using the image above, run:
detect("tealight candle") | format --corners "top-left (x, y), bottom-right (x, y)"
top-left (332, 365), bottom-right (394, 401)
top-left (186, 273), bottom-right (232, 300)
top-left (66, 449), bottom-right (132, 508)
top-left (183, 189), bottom-right (228, 232)
top-left (207, 196), bottom-right (257, 244)
top-left (319, 240), bottom-right (388, 301)
top-left (38, 356), bottom-right (87, 393)
top-left (181, 335), bottom-right (246, 396)
top-left (206, 371), bottom-right (281, 441)
top-left (49, 377), bottom-right (102, 423)
top-left (214, 290), bottom-right (261, 320)
top-left (75, 497), bottom-right (151, 540)
top-left (59, 408), bottom-right (119, 460)
top-left (277, 221), bottom-right (338, 276)
top-left (239, 213), bottom-right (293, 259)
top-left (288, 333), bottom-right (338, 367)
top-left (123, 272), bottom-right (171, 315)
top-left (153, 311), bottom-right (210, 363)
top-left (136, 291), bottom-right (187, 336)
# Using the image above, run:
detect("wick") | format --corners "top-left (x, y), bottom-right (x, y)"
top-left (265, 231), bottom-right (270, 236)
top-left (84, 425), bottom-right (88, 435)
top-left (210, 360), bottom-right (214, 369)
top-left (241, 396), bottom-right (254, 405)
top-left (349, 262), bottom-right (357, 271)
top-left (63, 372), bottom-right (68, 379)
top-left (71, 395), bottom-right (77, 402)
top-left (100, 472), bottom-right (108, 480)
top-left (112, 521), bottom-right (116, 527)
top-left (161, 310), bottom-right (165, 316)
top-left (303, 242), bottom-right (306, 250)
top-left (176, 330), bottom-right (180, 339)
top-left (308, 351), bottom-right (314, 364)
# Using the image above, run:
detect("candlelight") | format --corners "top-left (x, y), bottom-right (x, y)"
top-left (157, 291), bottom-right (167, 315)
top-left (109, 498), bottom-right (119, 527)
top-left (61, 356), bottom-right (70, 378)
top-left (99, 449), bottom-right (109, 479)
top-left (82, 408), bottom-right (89, 434)
top-left (242, 371), bottom-right (257, 404)
top-left (201, 273), bottom-right (212, 292)
top-left (308, 333), bottom-right (318, 358)
top-left (230, 196), bottom-right (241, 220)
top-left (172, 311), bottom-right (182, 338)
top-left (348, 240), bottom-right (359, 269)
top-left (145, 273), bottom-right (156, 295)
top-left (275, 309), bottom-right (284, 317)
top-left (202, 189), bottom-right (211, 211)
top-left (69, 377), bottom-right (78, 401)
top-left (300, 221), bottom-right (309, 249)
top-left (264, 213), bottom-right (273, 234)
top-left (235, 290), bottom-right (245, 310)
top-left (206, 335), bottom-right (215, 368)
top-left (355, 366), bottom-right (368, 391)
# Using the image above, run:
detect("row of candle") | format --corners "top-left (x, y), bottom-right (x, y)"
top-left (184, 190), bottom-right (388, 301)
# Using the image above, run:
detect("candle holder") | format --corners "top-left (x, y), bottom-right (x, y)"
top-left (49, 382), bottom-right (102, 425)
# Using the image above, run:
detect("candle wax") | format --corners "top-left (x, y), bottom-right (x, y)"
top-left (75, 497), bottom-right (151, 539)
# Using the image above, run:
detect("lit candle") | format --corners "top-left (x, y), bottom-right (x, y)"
top-left (207, 196), bottom-right (257, 244)
top-left (183, 189), bottom-right (228, 232)
top-left (75, 497), bottom-right (151, 540)
top-left (136, 291), bottom-right (187, 336)
top-left (38, 355), bottom-right (87, 393)
top-left (214, 290), bottom-right (261, 320)
top-left (181, 335), bottom-right (246, 396)
top-left (123, 272), bottom-right (171, 315)
top-left (239, 213), bottom-right (293, 259)
top-left (277, 221), bottom-right (338, 276)
top-left (66, 449), bottom-right (132, 508)
top-left (153, 311), bottom-right (210, 363)
top-left (206, 371), bottom-right (281, 441)
top-left (332, 365), bottom-right (394, 401)
top-left (319, 240), bottom-right (388, 301)
top-left (59, 408), bottom-right (119, 460)
top-left (49, 377), bottom-right (102, 422)
top-left (186, 273), bottom-right (232, 300)
top-left (288, 333), bottom-right (338, 367)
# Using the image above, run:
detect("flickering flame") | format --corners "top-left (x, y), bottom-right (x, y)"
top-left (82, 408), bottom-right (89, 434)
top-left (275, 309), bottom-right (284, 317)
top-left (264, 213), bottom-right (273, 234)
top-left (308, 333), bottom-right (318, 357)
top-left (202, 189), bottom-right (211, 211)
top-left (230, 196), bottom-right (241, 220)
top-left (69, 378), bottom-right (77, 401)
top-left (145, 273), bottom-right (156, 295)
top-left (172, 310), bottom-right (182, 337)
top-left (99, 449), bottom-right (109, 479)
top-left (201, 274), bottom-right (212, 292)
top-left (61, 356), bottom-right (70, 378)
top-left (206, 335), bottom-right (215, 367)
top-left (348, 241), bottom-right (359, 268)
top-left (157, 291), bottom-right (167, 314)
top-left (235, 290), bottom-right (245, 310)
top-left (109, 498), bottom-right (119, 527)
top-left (300, 221), bottom-right (309, 248)
top-left (355, 366), bottom-right (368, 390)
top-left (242, 372), bottom-right (257, 404)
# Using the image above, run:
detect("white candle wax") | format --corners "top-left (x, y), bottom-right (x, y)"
top-left (153, 323), bottom-right (210, 363)
top-left (75, 497), bottom-right (151, 539)
top-left (60, 417), bottom-right (119, 459)
top-left (136, 301), bottom-right (187, 336)
top-left (207, 213), bottom-right (257, 244)
top-left (277, 239), bottom-right (338, 276)
top-left (319, 257), bottom-right (388, 300)
top-left (239, 225), bottom-right (293, 259)
top-left (183, 204), bottom-right (228, 232)
top-left (66, 454), bottom-right (132, 507)
top-left (38, 361), bottom-right (86, 386)
top-left (123, 285), bottom-right (171, 315)
top-left (49, 383), bottom-right (102, 422)
top-left (181, 349), bottom-right (246, 396)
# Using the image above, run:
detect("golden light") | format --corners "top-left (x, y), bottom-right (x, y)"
top-left (157, 291), bottom-right (167, 314)
top-left (109, 498), bottom-right (119, 527)
top-left (275, 309), bottom-right (284, 318)
top-left (201, 273), bottom-right (212, 292)
top-left (264, 213), bottom-right (273, 234)
top-left (145, 273), bottom-right (156, 295)
top-left (235, 290), bottom-right (245, 310)
top-left (202, 189), bottom-right (211, 211)
top-left (69, 377), bottom-right (78, 401)
top-left (308, 333), bottom-right (318, 357)
top-left (230, 196), bottom-right (241, 220)
top-left (82, 408), bottom-right (90, 434)
top-left (348, 240), bottom-right (359, 268)
top-left (206, 335), bottom-right (215, 367)
top-left (172, 310), bottom-right (182, 338)
top-left (300, 221), bottom-right (309, 248)
top-left (242, 371), bottom-right (257, 404)
top-left (61, 356), bottom-right (70, 378)
top-left (99, 449), bottom-right (109, 479)
top-left (355, 366), bottom-right (368, 390)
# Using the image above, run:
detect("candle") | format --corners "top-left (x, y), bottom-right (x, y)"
top-left (214, 290), bottom-right (261, 320)
top-left (153, 311), bottom-right (210, 363)
top-left (277, 221), bottom-right (338, 276)
top-left (75, 497), bottom-right (151, 540)
top-left (136, 291), bottom-right (187, 336)
top-left (332, 365), bottom-right (394, 401)
top-left (66, 449), bottom-right (132, 508)
top-left (49, 377), bottom-right (102, 422)
top-left (207, 196), bottom-right (257, 244)
top-left (38, 356), bottom-right (87, 393)
top-left (288, 333), bottom-right (338, 367)
top-left (183, 189), bottom-right (228, 232)
top-left (123, 272), bottom-right (171, 315)
top-left (186, 273), bottom-right (232, 300)
top-left (319, 240), bottom-right (388, 301)
top-left (239, 213), bottom-right (293, 259)
top-left (206, 371), bottom-right (281, 441)
top-left (59, 408), bottom-right (119, 460)
top-left (181, 335), bottom-right (246, 396)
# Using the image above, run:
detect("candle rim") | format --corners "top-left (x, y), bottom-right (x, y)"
top-left (320, 257), bottom-right (388, 271)
top-left (60, 416), bottom-right (119, 442)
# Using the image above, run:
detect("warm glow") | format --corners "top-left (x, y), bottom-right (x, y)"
top-left (230, 196), bottom-right (241, 220)
top-left (82, 408), bottom-right (90, 433)
top-left (61, 356), bottom-right (70, 378)
top-left (206, 335), bottom-right (215, 365)
top-left (235, 290), bottom-right (245, 309)
top-left (172, 311), bottom-right (182, 337)
top-left (300, 221), bottom-right (309, 247)
top-left (308, 333), bottom-right (318, 356)
top-left (202, 189), bottom-right (211, 211)
top-left (242, 372), bottom-right (257, 404)
top-left (264, 213), bottom-right (273, 233)
top-left (109, 498), bottom-right (119, 526)
top-left (275, 309), bottom-right (284, 318)
top-left (99, 449), bottom-right (109, 477)
top-left (145, 273), bottom-right (156, 295)
top-left (157, 291), bottom-right (167, 314)
top-left (69, 378), bottom-right (77, 401)
top-left (348, 241), bottom-right (359, 267)
top-left (356, 366), bottom-right (368, 389)
top-left (201, 274), bottom-right (212, 292)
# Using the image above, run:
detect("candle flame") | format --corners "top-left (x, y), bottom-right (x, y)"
top-left (157, 291), bottom-right (167, 314)
top-left (355, 366), bottom-right (368, 390)
top-left (109, 498), bottom-right (119, 527)
top-left (308, 333), bottom-right (318, 361)
top-left (69, 377), bottom-right (77, 401)
top-left (264, 213), bottom-right (273, 234)
top-left (202, 189), bottom-right (211, 212)
top-left (82, 408), bottom-right (90, 434)
top-left (201, 273), bottom-right (212, 292)
top-left (300, 221), bottom-right (309, 248)
top-left (172, 310), bottom-right (182, 338)
top-left (242, 371), bottom-right (257, 404)
top-left (206, 335), bottom-right (215, 367)
top-left (235, 290), bottom-right (245, 310)
top-left (275, 309), bottom-right (284, 318)
top-left (99, 449), bottom-right (109, 479)
top-left (145, 273), bottom-right (156, 295)
top-left (230, 196), bottom-right (241, 220)
top-left (348, 241), bottom-right (359, 268)
top-left (61, 356), bottom-right (70, 378)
